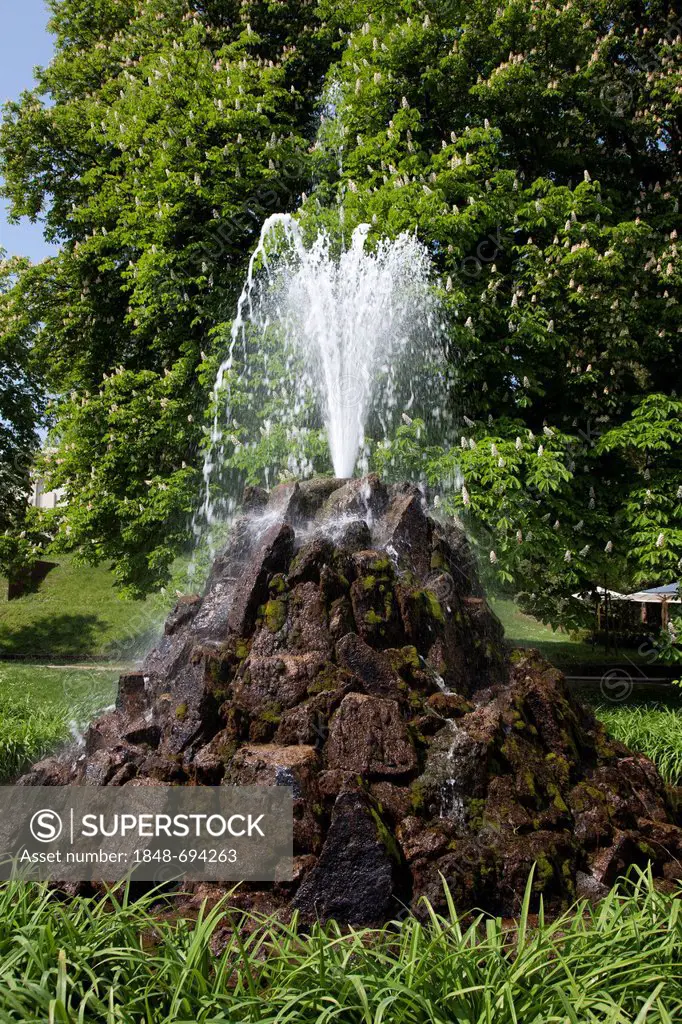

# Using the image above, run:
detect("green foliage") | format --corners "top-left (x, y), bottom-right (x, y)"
top-left (0, 665), bottom-right (118, 781)
top-left (0, 694), bottom-right (69, 781)
top-left (0, 870), bottom-right (679, 1020)
top-left (597, 395), bottom-right (682, 585)
top-left (1, 0), bottom-right (334, 593)
top-left (306, 0), bottom-right (682, 625)
top-left (0, 253), bottom-right (43, 578)
top-left (595, 704), bottom-right (682, 786)
top-left (1, 0), bottom-right (681, 622)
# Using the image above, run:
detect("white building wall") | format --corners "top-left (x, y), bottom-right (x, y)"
top-left (31, 478), bottom-right (65, 509)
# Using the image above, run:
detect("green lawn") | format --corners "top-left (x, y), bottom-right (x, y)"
top-left (0, 662), bottom-right (119, 712)
top-left (490, 597), bottom-right (660, 667)
top-left (0, 664), bottom-right (119, 781)
top-left (0, 554), bottom-right (169, 661)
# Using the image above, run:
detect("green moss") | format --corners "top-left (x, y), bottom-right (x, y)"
top-left (534, 855), bottom-right (555, 888)
top-left (259, 702), bottom-right (282, 725)
top-left (368, 805), bottom-right (402, 863)
top-left (235, 639), bottom-right (250, 661)
top-left (424, 590), bottom-right (445, 624)
top-left (307, 666), bottom-right (340, 695)
top-left (366, 555), bottom-right (393, 574)
top-left (364, 609), bottom-right (384, 625)
top-left (466, 797), bottom-right (486, 831)
top-left (546, 782), bottom-right (569, 813)
top-left (175, 703), bottom-right (188, 721)
top-left (264, 597), bottom-right (287, 633)
top-left (269, 574), bottom-right (287, 595)
top-left (407, 588), bottom-right (445, 632)
top-left (546, 752), bottom-right (571, 788)
top-left (361, 574), bottom-right (377, 591)
top-left (409, 780), bottom-right (426, 812)
top-left (430, 550), bottom-right (445, 570)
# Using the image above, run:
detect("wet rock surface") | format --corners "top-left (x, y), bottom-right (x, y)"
top-left (20, 476), bottom-right (682, 921)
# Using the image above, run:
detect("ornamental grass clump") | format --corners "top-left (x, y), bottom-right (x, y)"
top-left (595, 704), bottom-right (682, 786)
top-left (0, 694), bottom-right (70, 781)
top-left (0, 869), bottom-right (679, 1022)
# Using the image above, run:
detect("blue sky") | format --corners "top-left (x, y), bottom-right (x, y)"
top-left (0, 0), bottom-right (56, 262)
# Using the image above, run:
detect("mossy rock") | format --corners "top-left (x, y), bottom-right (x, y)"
top-left (263, 596), bottom-right (287, 633)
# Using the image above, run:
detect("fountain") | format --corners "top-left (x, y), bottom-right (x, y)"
top-left (18, 222), bottom-right (682, 923)
top-left (201, 215), bottom-right (450, 530)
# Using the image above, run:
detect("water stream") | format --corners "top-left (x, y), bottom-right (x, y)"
top-left (200, 214), bottom-right (449, 533)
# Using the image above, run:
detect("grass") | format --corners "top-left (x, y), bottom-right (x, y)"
top-left (594, 704), bottom-right (682, 786)
top-left (0, 554), bottom-right (168, 661)
top-left (0, 666), bottom-right (118, 782)
top-left (0, 869), bottom-right (678, 1022)
top-left (491, 598), bottom-right (663, 668)
top-left (0, 695), bottom-right (71, 781)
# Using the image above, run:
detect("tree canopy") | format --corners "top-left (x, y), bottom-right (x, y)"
top-left (0, 252), bottom-right (43, 576)
top-left (1, 0), bottom-right (681, 622)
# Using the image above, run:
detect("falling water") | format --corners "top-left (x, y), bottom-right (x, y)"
top-left (200, 213), bottom-right (449, 532)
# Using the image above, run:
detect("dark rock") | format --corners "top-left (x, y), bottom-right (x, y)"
top-left (293, 791), bottom-right (402, 924)
top-left (335, 633), bottom-right (403, 700)
top-left (430, 520), bottom-right (483, 597)
top-left (225, 743), bottom-right (319, 794)
top-left (397, 816), bottom-right (452, 862)
top-left (83, 749), bottom-right (135, 787)
top-left (193, 731), bottom-right (236, 784)
top-left (233, 653), bottom-right (328, 714)
top-left (349, 570), bottom-right (404, 649)
top-left (418, 719), bottom-right (489, 825)
top-left (116, 673), bottom-right (150, 717)
top-left (369, 781), bottom-right (414, 823)
top-left (122, 719), bottom-right (161, 748)
top-left (334, 519), bottom-right (372, 552)
top-left (328, 596), bottom-right (356, 644)
top-left (378, 485), bottom-right (432, 577)
top-left (225, 743), bottom-right (322, 855)
top-left (326, 694), bottom-right (417, 776)
top-left (16, 755), bottom-right (73, 786)
top-left (85, 712), bottom-right (125, 756)
top-left (227, 522), bottom-right (295, 636)
top-left (317, 474), bottom-right (389, 523)
top-left (276, 683), bottom-right (354, 747)
top-left (242, 485), bottom-right (269, 513)
top-left (164, 595), bottom-right (202, 637)
top-left (318, 769), bottom-right (358, 799)
top-left (287, 538), bottom-right (334, 587)
top-left (290, 477), bottom-right (348, 520)
top-left (20, 475), bottom-right (682, 924)
top-left (425, 692), bottom-right (473, 719)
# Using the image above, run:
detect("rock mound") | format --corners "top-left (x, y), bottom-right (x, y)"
top-left (22, 476), bottom-right (682, 921)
